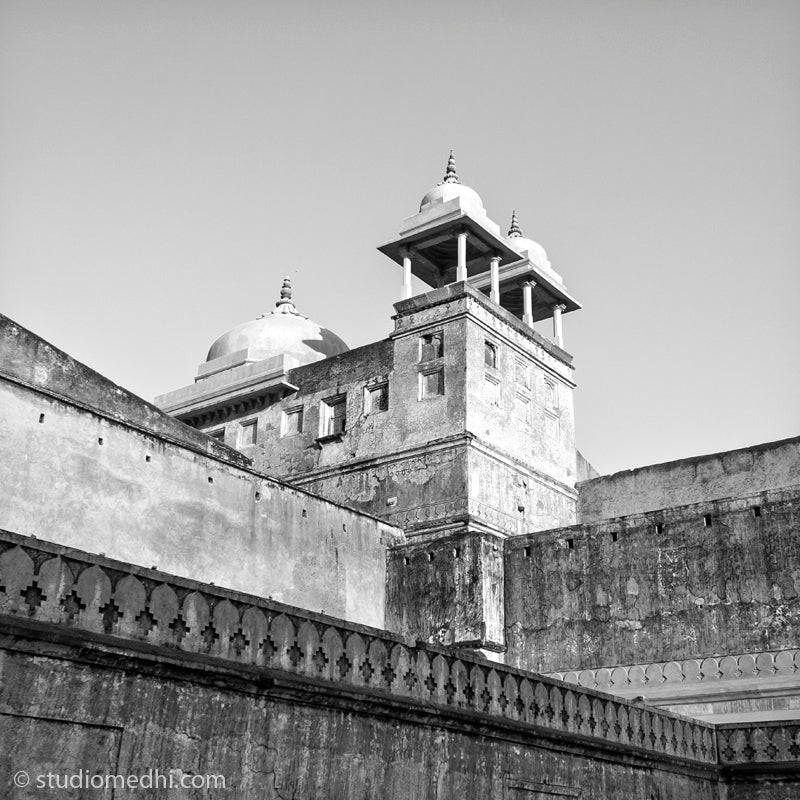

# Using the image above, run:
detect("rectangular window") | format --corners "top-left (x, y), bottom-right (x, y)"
top-left (321, 396), bottom-right (347, 436)
top-left (484, 340), bottom-right (498, 369)
top-left (419, 331), bottom-right (444, 362)
top-left (484, 375), bottom-right (500, 406)
top-left (282, 408), bottom-right (303, 436)
top-left (420, 369), bottom-right (444, 399)
top-left (514, 393), bottom-right (530, 423)
top-left (545, 411), bottom-right (560, 440)
top-left (239, 420), bottom-right (257, 446)
top-left (208, 428), bottom-right (225, 442)
top-left (515, 359), bottom-right (530, 389)
top-left (365, 383), bottom-right (389, 414)
top-left (545, 379), bottom-right (558, 410)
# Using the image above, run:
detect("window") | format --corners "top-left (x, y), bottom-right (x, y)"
top-left (545, 412), bottom-right (560, 440)
top-left (484, 375), bottom-right (500, 406)
top-left (365, 383), bottom-right (389, 414)
top-left (239, 420), bottom-right (257, 446)
top-left (208, 428), bottom-right (225, 442)
top-left (419, 331), bottom-right (443, 362)
top-left (420, 369), bottom-right (444, 399)
top-left (515, 359), bottom-right (530, 389)
top-left (484, 340), bottom-right (498, 369)
top-left (514, 393), bottom-right (530, 423)
top-left (544, 379), bottom-right (558, 411)
top-left (282, 408), bottom-right (303, 436)
top-left (321, 396), bottom-right (347, 436)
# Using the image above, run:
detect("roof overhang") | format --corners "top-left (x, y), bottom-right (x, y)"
top-left (378, 204), bottom-right (521, 288)
top-left (470, 259), bottom-right (582, 323)
top-left (155, 355), bottom-right (300, 419)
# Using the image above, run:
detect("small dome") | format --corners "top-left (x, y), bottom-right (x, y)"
top-left (506, 210), bottom-right (552, 271)
top-left (419, 151), bottom-right (485, 215)
top-left (206, 277), bottom-right (349, 365)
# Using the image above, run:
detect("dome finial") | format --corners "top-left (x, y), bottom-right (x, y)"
top-left (277, 276), bottom-right (293, 306)
top-left (442, 150), bottom-right (460, 184)
top-left (508, 210), bottom-right (524, 238)
top-left (271, 276), bottom-right (301, 316)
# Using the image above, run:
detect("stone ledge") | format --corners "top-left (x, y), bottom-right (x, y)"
top-left (0, 528), bottom-right (717, 767)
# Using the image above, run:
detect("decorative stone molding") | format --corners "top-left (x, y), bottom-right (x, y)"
top-left (549, 649), bottom-right (800, 693)
top-left (548, 649), bottom-right (800, 692)
top-left (717, 721), bottom-right (800, 764)
top-left (0, 529), bottom-right (717, 766)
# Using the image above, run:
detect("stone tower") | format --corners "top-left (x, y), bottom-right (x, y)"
top-left (156, 153), bottom-right (583, 651)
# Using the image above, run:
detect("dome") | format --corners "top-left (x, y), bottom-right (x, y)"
top-left (506, 210), bottom-right (553, 272)
top-left (419, 151), bottom-right (485, 215)
top-left (509, 235), bottom-right (551, 269)
top-left (206, 277), bottom-right (349, 366)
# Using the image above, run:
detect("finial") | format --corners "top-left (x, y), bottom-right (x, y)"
top-left (508, 210), bottom-right (524, 238)
top-left (276, 276), bottom-right (293, 306)
top-left (442, 150), bottom-right (460, 184)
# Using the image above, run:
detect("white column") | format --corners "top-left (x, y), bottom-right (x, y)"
top-left (456, 230), bottom-right (468, 282)
top-left (489, 255), bottom-right (501, 303)
top-left (522, 281), bottom-right (535, 327)
top-left (401, 249), bottom-right (412, 300)
top-left (552, 303), bottom-right (566, 347)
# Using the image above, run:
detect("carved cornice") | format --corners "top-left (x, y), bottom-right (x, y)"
top-left (548, 648), bottom-right (800, 696)
top-left (0, 528), bottom-right (718, 767)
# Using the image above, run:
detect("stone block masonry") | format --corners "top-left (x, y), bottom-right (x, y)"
top-left (577, 436), bottom-right (800, 523)
top-left (0, 314), bottom-right (403, 629)
top-left (3, 526), bottom-right (779, 799)
top-left (505, 487), bottom-right (800, 675)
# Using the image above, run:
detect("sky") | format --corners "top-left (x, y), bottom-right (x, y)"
top-left (1, 0), bottom-right (798, 476)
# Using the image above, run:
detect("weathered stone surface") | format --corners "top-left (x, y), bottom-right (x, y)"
top-left (386, 532), bottom-right (505, 649)
top-left (0, 527), bottom-right (740, 800)
top-left (0, 317), bottom-right (403, 628)
top-left (505, 488), bottom-right (800, 673)
top-left (577, 437), bottom-right (800, 523)
top-left (0, 313), bottom-right (246, 466)
top-left (219, 283), bottom-right (579, 538)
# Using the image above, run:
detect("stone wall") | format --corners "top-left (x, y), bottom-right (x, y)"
top-left (718, 721), bottom-right (800, 799)
top-left (385, 531), bottom-right (505, 650)
top-left (548, 647), bottom-right (800, 723)
top-left (504, 487), bottom-right (800, 673)
top-left (577, 436), bottom-right (800, 523)
top-left (0, 316), bottom-right (402, 628)
top-left (205, 283), bottom-right (579, 539)
top-left (0, 528), bottom-right (756, 800)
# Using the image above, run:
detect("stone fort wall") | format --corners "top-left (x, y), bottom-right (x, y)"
top-left (577, 436), bottom-right (800, 523)
top-left (0, 315), bottom-right (402, 628)
top-left (504, 486), bottom-right (800, 674)
top-left (5, 527), bottom-right (793, 800)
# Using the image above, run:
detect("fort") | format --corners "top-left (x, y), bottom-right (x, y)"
top-left (1, 154), bottom-right (798, 798)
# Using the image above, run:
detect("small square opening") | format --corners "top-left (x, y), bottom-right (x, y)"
top-left (419, 331), bottom-right (443, 361)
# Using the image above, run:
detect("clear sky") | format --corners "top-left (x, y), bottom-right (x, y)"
top-left (2, 0), bottom-right (798, 475)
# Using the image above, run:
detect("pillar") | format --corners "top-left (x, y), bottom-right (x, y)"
top-left (401, 249), bottom-right (412, 300)
top-left (522, 281), bottom-right (535, 327)
top-left (552, 303), bottom-right (566, 347)
top-left (490, 255), bottom-right (501, 303)
top-left (456, 230), bottom-right (468, 282)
